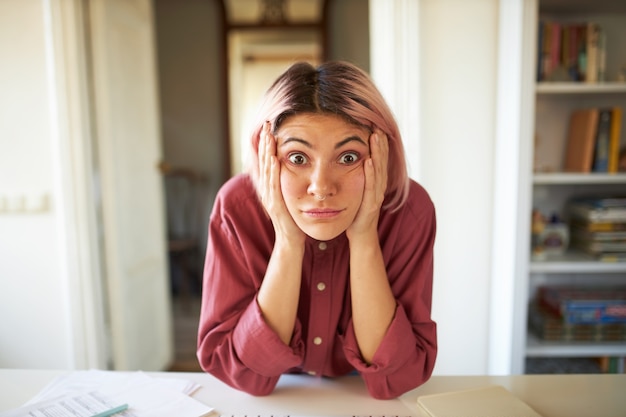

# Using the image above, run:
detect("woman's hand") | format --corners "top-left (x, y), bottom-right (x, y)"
top-left (346, 129), bottom-right (389, 240)
top-left (346, 129), bottom-right (394, 362)
top-left (258, 122), bottom-right (306, 246)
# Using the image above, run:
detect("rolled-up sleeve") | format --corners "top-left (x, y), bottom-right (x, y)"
top-left (196, 178), bottom-right (304, 396)
top-left (342, 180), bottom-right (438, 399)
top-left (233, 300), bottom-right (304, 376)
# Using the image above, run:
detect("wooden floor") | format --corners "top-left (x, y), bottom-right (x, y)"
top-left (168, 295), bottom-right (203, 372)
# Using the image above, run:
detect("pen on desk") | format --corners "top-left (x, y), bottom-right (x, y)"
top-left (90, 403), bottom-right (129, 417)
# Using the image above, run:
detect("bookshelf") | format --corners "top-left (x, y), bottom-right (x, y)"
top-left (519, 0), bottom-right (626, 374)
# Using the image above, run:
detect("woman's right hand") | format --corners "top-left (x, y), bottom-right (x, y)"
top-left (258, 122), bottom-right (306, 247)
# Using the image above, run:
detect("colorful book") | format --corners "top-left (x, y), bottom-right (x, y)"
top-left (539, 286), bottom-right (626, 324)
top-left (549, 22), bottom-right (562, 79)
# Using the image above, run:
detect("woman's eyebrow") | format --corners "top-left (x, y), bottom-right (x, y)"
top-left (336, 136), bottom-right (367, 149)
top-left (279, 135), bottom-right (367, 148)
top-left (280, 137), bottom-right (311, 148)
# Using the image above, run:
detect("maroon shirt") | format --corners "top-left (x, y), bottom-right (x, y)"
top-left (197, 174), bottom-right (437, 399)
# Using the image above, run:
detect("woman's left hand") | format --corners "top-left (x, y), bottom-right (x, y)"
top-left (346, 129), bottom-right (388, 239)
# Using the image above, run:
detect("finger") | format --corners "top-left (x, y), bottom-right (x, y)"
top-left (377, 131), bottom-right (389, 195)
top-left (370, 130), bottom-right (388, 199)
top-left (259, 122), bottom-right (272, 202)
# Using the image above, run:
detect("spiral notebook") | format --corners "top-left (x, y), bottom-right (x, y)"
top-left (416, 385), bottom-right (542, 417)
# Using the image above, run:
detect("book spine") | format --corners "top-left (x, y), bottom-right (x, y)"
top-left (567, 25), bottom-right (579, 81)
top-left (586, 22), bottom-right (600, 83)
top-left (569, 208), bottom-right (626, 222)
top-left (577, 24), bottom-right (588, 81)
top-left (571, 220), bottom-right (626, 232)
top-left (597, 28), bottom-right (607, 82)
top-left (608, 108), bottom-right (623, 173)
top-left (593, 109), bottom-right (612, 172)
top-left (541, 22), bottom-right (552, 80)
top-left (550, 22), bottom-right (561, 79)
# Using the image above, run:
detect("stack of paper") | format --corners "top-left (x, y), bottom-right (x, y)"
top-left (417, 385), bottom-right (542, 417)
top-left (0, 370), bottom-right (213, 417)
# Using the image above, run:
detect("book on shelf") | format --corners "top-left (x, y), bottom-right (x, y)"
top-left (608, 107), bottom-right (623, 173)
top-left (599, 356), bottom-right (626, 373)
top-left (571, 229), bottom-right (626, 246)
top-left (564, 107), bottom-right (624, 174)
top-left (585, 22), bottom-right (602, 83)
top-left (592, 109), bottom-right (612, 172)
top-left (538, 20), bottom-right (606, 82)
top-left (571, 219), bottom-right (626, 232)
top-left (566, 196), bottom-right (626, 223)
top-left (538, 286), bottom-right (626, 324)
top-left (598, 252), bottom-right (626, 262)
top-left (564, 109), bottom-right (599, 172)
top-left (528, 302), bottom-right (626, 342)
top-left (592, 107), bottom-right (623, 173)
top-left (571, 237), bottom-right (626, 254)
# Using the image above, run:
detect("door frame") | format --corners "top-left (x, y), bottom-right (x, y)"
top-left (46, 0), bottom-right (110, 369)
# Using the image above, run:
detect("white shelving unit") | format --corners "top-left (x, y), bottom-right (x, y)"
top-left (518, 0), bottom-right (626, 374)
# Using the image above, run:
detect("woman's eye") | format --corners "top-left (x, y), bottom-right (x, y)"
top-left (338, 152), bottom-right (359, 165)
top-left (287, 153), bottom-right (308, 165)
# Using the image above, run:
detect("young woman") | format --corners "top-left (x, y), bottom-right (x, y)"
top-left (197, 61), bottom-right (437, 400)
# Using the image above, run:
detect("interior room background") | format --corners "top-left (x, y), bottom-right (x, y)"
top-left (1, 0), bottom-right (526, 376)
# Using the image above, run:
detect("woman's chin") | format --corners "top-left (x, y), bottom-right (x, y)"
top-left (302, 226), bottom-right (345, 242)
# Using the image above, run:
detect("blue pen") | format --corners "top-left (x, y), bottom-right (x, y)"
top-left (90, 403), bottom-right (129, 417)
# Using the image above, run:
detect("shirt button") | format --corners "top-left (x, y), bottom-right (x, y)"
top-left (317, 282), bottom-right (326, 291)
top-left (318, 242), bottom-right (327, 250)
top-left (313, 336), bottom-right (323, 345)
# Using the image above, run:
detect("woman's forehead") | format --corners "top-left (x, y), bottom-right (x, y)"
top-left (276, 113), bottom-right (370, 141)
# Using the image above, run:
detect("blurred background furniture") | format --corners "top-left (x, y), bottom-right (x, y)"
top-left (159, 161), bottom-right (208, 311)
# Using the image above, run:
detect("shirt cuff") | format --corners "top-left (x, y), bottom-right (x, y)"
top-left (343, 304), bottom-right (415, 374)
top-left (233, 298), bottom-right (304, 376)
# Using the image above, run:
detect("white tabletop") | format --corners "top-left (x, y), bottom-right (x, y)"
top-left (0, 369), bottom-right (625, 417)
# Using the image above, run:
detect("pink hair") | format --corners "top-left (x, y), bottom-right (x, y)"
top-left (248, 61), bottom-right (409, 211)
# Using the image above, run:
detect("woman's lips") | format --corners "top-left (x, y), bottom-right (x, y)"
top-left (303, 208), bottom-right (342, 219)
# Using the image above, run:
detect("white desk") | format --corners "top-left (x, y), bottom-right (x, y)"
top-left (0, 370), bottom-right (625, 417)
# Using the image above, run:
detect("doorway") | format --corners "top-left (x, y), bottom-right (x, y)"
top-left (228, 29), bottom-right (323, 174)
top-left (154, 0), bottom-right (369, 372)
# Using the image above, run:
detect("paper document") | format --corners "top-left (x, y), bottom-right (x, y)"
top-left (0, 370), bottom-right (213, 417)
top-left (0, 391), bottom-right (131, 417)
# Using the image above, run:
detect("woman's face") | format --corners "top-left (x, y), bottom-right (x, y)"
top-left (274, 113), bottom-right (371, 241)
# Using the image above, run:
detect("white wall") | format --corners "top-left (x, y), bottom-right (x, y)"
top-left (0, 0), bottom-right (72, 368)
top-left (371, 0), bottom-right (499, 375)
top-left (421, 0), bottom-right (498, 375)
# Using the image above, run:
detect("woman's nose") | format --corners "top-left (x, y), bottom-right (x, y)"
top-left (307, 164), bottom-right (337, 198)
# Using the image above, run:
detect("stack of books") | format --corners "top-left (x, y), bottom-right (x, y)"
top-left (538, 20), bottom-right (606, 83)
top-left (529, 285), bottom-right (626, 342)
top-left (567, 196), bottom-right (626, 261)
